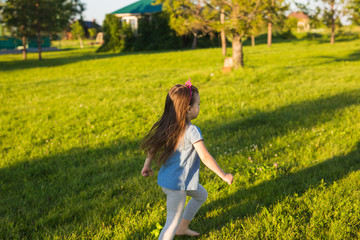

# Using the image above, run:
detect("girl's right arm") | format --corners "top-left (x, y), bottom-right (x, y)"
top-left (193, 140), bottom-right (233, 185)
top-left (141, 154), bottom-right (153, 177)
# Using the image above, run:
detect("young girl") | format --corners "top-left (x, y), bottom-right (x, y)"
top-left (140, 80), bottom-right (233, 240)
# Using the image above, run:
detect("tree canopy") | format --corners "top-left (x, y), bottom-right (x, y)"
top-left (3, 0), bottom-right (84, 60)
top-left (347, 0), bottom-right (360, 24)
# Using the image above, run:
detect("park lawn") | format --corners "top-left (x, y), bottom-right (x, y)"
top-left (1, 38), bottom-right (360, 239)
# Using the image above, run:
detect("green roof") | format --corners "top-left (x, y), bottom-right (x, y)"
top-left (112, 0), bottom-right (162, 14)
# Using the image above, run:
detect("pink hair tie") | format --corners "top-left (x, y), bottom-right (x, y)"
top-left (185, 79), bottom-right (192, 103)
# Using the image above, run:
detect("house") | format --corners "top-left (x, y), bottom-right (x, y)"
top-left (111, 0), bottom-right (162, 33)
top-left (288, 12), bottom-right (310, 32)
top-left (83, 20), bottom-right (101, 32)
top-left (64, 19), bottom-right (101, 40)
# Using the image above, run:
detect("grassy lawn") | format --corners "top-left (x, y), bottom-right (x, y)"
top-left (1, 38), bottom-right (360, 239)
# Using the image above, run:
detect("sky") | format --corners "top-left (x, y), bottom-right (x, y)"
top-left (82, 0), bottom-right (139, 24)
top-left (82, 0), bottom-right (318, 25)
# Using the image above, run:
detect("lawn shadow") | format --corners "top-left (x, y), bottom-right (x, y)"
top-left (311, 49), bottom-right (360, 66)
top-left (206, 89), bottom-right (360, 150)
top-left (316, 35), bottom-right (360, 44)
top-left (131, 89), bottom-right (360, 239)
top-left (0, 48), bottom-right (194, 72)
top-left (0, 52), bottom-right (122, 72)
top-left (0, 137), bottom-right (146, 238)
top-left (283, 49), bottom-right (360, 71)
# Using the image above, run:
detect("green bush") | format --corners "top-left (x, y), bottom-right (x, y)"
top-left (125, 12), bottom-right (183, 51)
top-left (122, 12), bottom-right (220, 52)
top-left (97, 14), bottom-right (124, 53)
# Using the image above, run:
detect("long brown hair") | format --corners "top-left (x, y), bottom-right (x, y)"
top-left (140, 84), bottom-right (199, 165)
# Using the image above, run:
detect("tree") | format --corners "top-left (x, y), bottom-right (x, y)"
top-left (347, 0), bottom-right (360, 24)
top-left (294, 1), bottom-right (323, 29)
top-left (130, 12), bottom-right (181, 51)
top-left (322, 0), bottom-right (346, 44)
top-left (2, 0), bottom-right (33, 59)
top-left (209, 0), bottom-right (265, 68)
top-left (3, 0), bottom-right (84, 60)
top-left (97, 14), bottom-right (124, 53)
top-left (71, 20), bottom-right (84, 48)
top-left (220, 7), bottom-right (226, 55)
top-left (0, 0), bottom-right (5, 36)
top-left (155, 0), bottom-right (267, 68)
top-left (264, 0), bottom-right (288, 47)
top-left (156, 0), bottom-right (215, 49)
top-left (249, 11), bottom-right (266, 47)
top-left (283, 16), bottom-right (298, 32)
top-left (88, 28), bottom-right (97, 40)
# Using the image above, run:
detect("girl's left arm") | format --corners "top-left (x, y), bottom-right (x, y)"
top-left (193, 140), bottom-right (233, 185)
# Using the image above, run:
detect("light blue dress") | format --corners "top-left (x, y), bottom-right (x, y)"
top-left (157, 124), bottom-right (203, 191)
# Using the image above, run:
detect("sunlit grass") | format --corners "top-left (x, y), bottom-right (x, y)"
top-left (1, 38), bottom-right (360, 239)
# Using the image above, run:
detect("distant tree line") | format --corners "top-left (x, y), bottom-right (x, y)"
top-left (2, 0), bottom-right (360, 64)
top-left (98, 0), bottom-right (360, 69)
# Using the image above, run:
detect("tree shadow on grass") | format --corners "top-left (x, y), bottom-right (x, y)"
top-left (283, 49), bottom-right (360, 71)
top-left (205, 89), bottom-right (360, 150)
top-left (311, 50), bottom-right (360, 66)
top-left (0, 137), bottom-right (146, 238)
top-left (131, 89), bottom-right (360, 239)
top-left (0, 48), bottom-right (193, 72)
top-left (316, 35), bottom-right (360, 44)
top-left (0, 52), bottom-right (122, 72)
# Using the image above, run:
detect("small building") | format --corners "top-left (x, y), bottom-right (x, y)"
top-left (83, 20), bottom-right (102, 32)
top-left (288, 11), bottom-right (310, 32)
top-left (64, 19), bottom-right (101, 40)
top-left (112, 0), bottom-right (162, 33)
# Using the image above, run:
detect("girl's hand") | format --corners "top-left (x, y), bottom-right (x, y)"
top-left (223, 173), bottom-right (233, 185)
top-left (141, 166), bottom-right (153, 177)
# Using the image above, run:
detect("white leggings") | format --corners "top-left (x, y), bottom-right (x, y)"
top-left (158, 184), bottom-right (208, 240)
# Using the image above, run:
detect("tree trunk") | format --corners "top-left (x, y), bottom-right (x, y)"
top-left (22, 35), bottom-right (27, 60)
top-left (251, 35), bottom-right (255, 47)
top-left (231, 3), bottom-right (243, 68)
top-left (37, 31), bottom-right (42, 61)
top-left (78, 34), bottom-right (84, 49)
top-left (268, 0), bottom-right (275, 47)
top-left (267, 20), bottom-right (272, 47)
top-left (221, 30), bottom-right (226, 56)
top-left (220, 9), bottom-right (226, 56)
top-left (330, 0), bottom-right (335, 44)
top-left (59, 32), bottom-right (62, 49)
top-left (232, 34), bottom-right (243, 69)
top-left (191, 33), bottom-right (197, 49)
top-left (36, 1), bottom-right (42, 60)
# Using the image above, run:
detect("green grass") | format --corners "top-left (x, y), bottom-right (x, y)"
top-left (1, 38), bottom-right (360, 239)
top-left (51, 39), bottom-right (99, 50)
